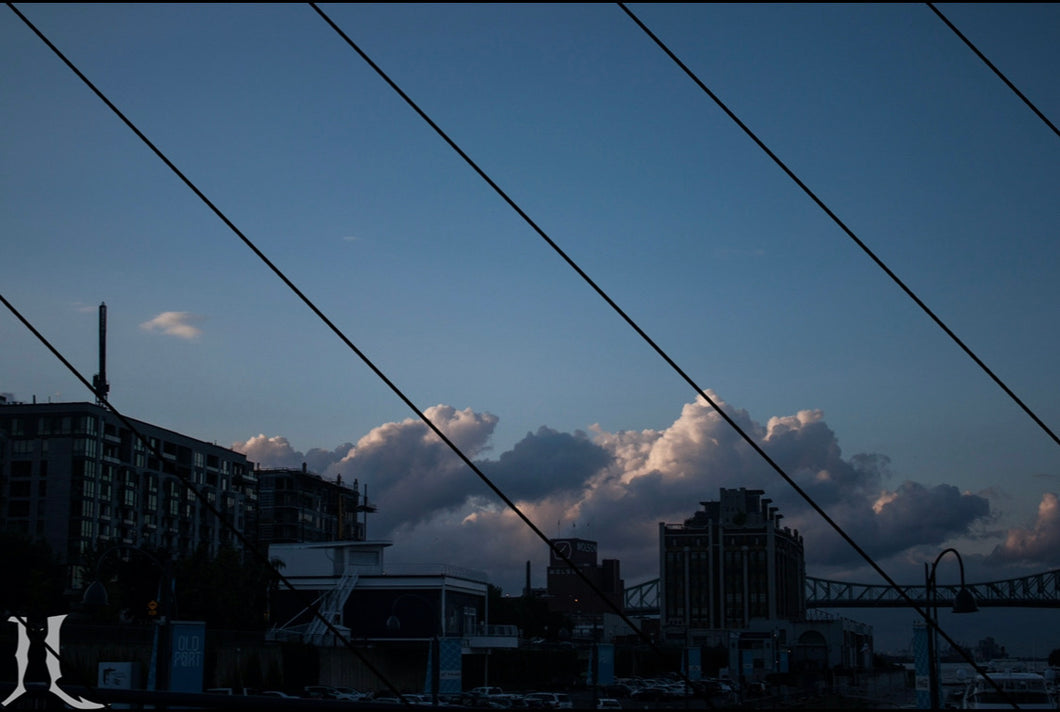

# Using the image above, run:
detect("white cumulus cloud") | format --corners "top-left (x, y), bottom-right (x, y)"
top-left (235, 395), bottom-right (1001, 592)
top-left (139, 311), bottom-right (204, 339)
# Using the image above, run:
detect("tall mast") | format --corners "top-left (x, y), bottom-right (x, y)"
top-left (92, 302), bottom-right (109, 405)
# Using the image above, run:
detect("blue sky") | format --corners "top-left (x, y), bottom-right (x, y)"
top-left (3, 4), bottom-right (1059, 653)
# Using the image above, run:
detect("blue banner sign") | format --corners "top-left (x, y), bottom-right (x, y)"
top-left (168, 621), bottom-right (206, 693)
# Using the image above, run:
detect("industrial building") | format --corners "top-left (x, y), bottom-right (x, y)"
top-left (660, 487), bottom-right (806, 632)
top-left (659, 488), bottom-right (872, 679)
top-left (545, 537), bottom-right (624, 616)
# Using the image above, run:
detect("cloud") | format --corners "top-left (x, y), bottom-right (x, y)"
top-left (825, 481), bottom-right (991, 562)
top-left (990, 492), bottom-right (1060, 565)
top-left (235, 394), bottom-right (996, 592)
top-left (479, 427), bottom-right (611, 500)
top-left (232, 434), bottom-right (355, 474)
top-left (139, 311), bottom-right (204, 339)
top-left (322, 405), bottom-right (498, 533)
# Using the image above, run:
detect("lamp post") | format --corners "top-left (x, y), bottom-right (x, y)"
top-left (386, 593), bottom-right (441, 707)
top-left (924, 548), bottom-right (978, 710)
top-left (82, 546), bottom-right (175, 692)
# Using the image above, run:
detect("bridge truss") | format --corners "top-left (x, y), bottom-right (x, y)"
top-left (806, 568), bottom-right (1060, 609)
top-left (623, 568), bottom-right (1060, 614)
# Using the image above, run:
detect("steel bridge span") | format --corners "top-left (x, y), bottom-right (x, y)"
top-left (623, 568), bottom-right (1060, 615)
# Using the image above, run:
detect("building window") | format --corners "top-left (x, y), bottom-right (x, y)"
top-left (74, 439), bottom-right (98, 457)
top-left (80, 459), bottom-right (100, 479)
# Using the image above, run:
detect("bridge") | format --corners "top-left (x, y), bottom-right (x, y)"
top-left (623, 568), bottom-right (1060, 615)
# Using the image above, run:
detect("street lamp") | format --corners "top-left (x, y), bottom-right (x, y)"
top-left (925, 548), bottom-right (978, 710)
top-left (386, 594), bottom-right (441, 707)
top-left (81, 546), bottom-right (175, 691)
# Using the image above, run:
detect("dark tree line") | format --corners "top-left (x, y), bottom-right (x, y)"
top-left (0, 532), bottom-right (67, 618)
top-left (80, 543), bottom-right (279, 629)
top-left (0, 536), bottom-right (278, 629)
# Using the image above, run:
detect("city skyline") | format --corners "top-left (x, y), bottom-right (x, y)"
top-left (3, 4), bottom-right (1058, 655)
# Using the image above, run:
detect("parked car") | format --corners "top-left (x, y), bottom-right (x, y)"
top-left (524, 692), bottom-right (560, 708)
top-left (596, 698), bottom-right (622, 709)
top-left (330, 686), bottom-right (371, 701)
top-left (629, 687), bottom-right (669, 702)
top-left (303, 685), bottom-right (339, 699)
top-left (469, 686), bottom-right (505, 697)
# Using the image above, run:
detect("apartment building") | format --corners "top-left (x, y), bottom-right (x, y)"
top-left (0, 398), bottom-right (255, 588)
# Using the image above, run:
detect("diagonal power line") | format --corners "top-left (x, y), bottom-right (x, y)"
top-left (8, 3), bottom-right (1019, 705)
top-left (928, 2), bottom-right (1060, 141)
top-left (309, 2), bottom-right (1021, 703)
top-left (0, 291), bottom-right (410, 703)
top-left (4, 1), bottom-right (684, 697)
top-left (619, 2), bottom-right (1059, 450)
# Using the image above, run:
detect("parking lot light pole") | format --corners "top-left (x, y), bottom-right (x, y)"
top-left (924, 548), bottom-right (978, 710)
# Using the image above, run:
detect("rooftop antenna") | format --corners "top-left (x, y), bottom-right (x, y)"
top-left (91, 302), bottom-right (109, 405)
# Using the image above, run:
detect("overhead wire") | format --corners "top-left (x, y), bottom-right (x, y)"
top-left (3, 2), bottom-right (687, 701)
top-left (4, 3), bottom-right (1030, 706)
top-left (618, 2), bottom-right (1058, 450)
top-left (927, 2), bottom-right (1060, 141)
top-left (0, 291), bottom-right (409, 703)
top-left (310, 2), bottom-right (1020, 705)
top-left (2, 4), bottom-right (406, 703)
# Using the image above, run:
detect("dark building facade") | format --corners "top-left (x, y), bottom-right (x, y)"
top-left (660, 488), bottom-right (805, 632)
top-left (0, 399), bottom-right (256, 589)
top-left (545, 537), bottom-right (624, 615)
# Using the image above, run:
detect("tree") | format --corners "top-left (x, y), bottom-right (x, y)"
top-left (0, 533), bottom-right (65, 617)
top-left (1049, 648), bottom-right (1060, 668)
top-left (173, 545), bottom-right (277, 629)
top-left (80, 543), bottom-right (276, 629)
